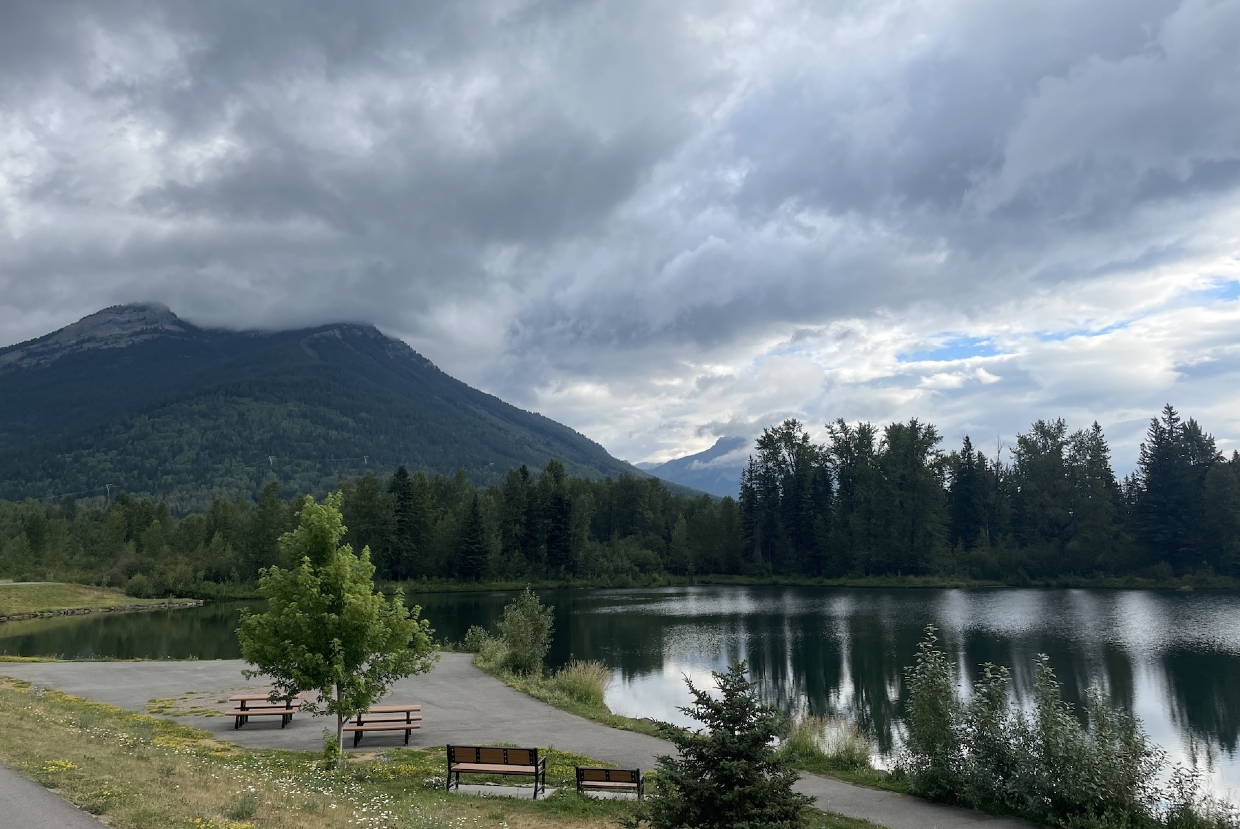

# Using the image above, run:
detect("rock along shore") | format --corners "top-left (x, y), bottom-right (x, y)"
top-left (0, 599), bottom-right (204, 624)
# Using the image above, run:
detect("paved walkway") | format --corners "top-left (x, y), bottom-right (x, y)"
top-left (0, 656), bottom-right (1036, 829)
top-left (0, 761), bottom-right (106, 829)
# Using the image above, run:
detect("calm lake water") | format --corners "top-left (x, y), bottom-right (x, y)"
top-left (3, 586), bottom-right (1239, 797)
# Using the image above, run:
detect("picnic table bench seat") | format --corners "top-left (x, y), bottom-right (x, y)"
top-left (446, 745), bottom-right (547, 799)
top-left (576, 766), bottom-right (643, 798)
top-left (342, 704), bottom-right (422, 746)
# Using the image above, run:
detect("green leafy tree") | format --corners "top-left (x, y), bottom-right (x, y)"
top-left (497, 587), bottom-right (554, 675)
top-left (237, 492), bottom-right (438, 766)
top-left (637, 661), bottom-right (811, 829)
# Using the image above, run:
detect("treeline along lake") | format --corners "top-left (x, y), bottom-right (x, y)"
top-left (3, 405), bottom-right (1240, 593)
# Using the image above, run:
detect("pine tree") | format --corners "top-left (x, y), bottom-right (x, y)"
top-left (638, 662), bottom-right (811, 829)
top-left (1136, 405), bottom-right (1219, 572)
top-left (949, 436), bottom-right (985, 551)
top-left (456, 494), bottom-right (488, 581)
top-left (387, 466), bottom-right (428, 580)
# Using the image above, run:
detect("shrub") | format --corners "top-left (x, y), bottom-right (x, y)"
top-left (633, 661), bottom-right (812, 829)
top-left (472, 634), bottom-right (510, 674)
top-left (547, 660), bottom-right (612, 709)
top-left (462, 625), bottom-right (490, 654)
top-left (124, 573), bottom-right (153, 598)
top-left (902, 626), bottom-right (1240, 829)
top-left (496, 587), bottom-right (554, 676)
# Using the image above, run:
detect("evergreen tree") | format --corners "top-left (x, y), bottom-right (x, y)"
top-left (638, 662), bottom-right (812, 829)
top-left (1203, 453), bottom-right (1240, 576)
top-left (876, 419), bottom-right (946, 575)
top-left (455, 494), bottom-right (488, 581)
top-left (340, 472), bottom-right (394, 576)
top-left (387, 466), bottom-right (429, 580)
top-left (948, 436), bottom-right (986, 551)
top-left (498, 467), bottom-right (530, 571)
top-left (825, 420), bottom-right (882, 576)
top-left (1136, 405), bottom-right (1219, 572)
top-left (247, 481), bottom-right (289, 577)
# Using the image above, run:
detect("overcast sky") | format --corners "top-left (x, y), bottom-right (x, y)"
top-left (2, 0), bottom-right (1239, 470)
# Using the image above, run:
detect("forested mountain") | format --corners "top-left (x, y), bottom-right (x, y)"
top-left (0, 303), bottom-right (656, 511)
top-left (638, 436), bottom-right (748, 498)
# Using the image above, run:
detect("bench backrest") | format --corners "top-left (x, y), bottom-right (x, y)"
top-left (578, 767), bottom-right (639, 784)
top-left (449, 745), bottom-right (539, 766)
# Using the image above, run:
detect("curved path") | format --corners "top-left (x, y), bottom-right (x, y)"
top-left (1, 655), bottom-right (1034, 829)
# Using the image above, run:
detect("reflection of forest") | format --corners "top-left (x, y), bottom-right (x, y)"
top-left (6, 586), bottom-right (1238, 768)
top-left (0, 601), bottom-right (255, 660)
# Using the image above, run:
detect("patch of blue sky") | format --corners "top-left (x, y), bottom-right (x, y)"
top-left (1036, 321), bottom-right (1129, 342)
top-left (1188, 279), bottom-right (1240, 302)
top-left (898, 336), bottom-right (1000, 363)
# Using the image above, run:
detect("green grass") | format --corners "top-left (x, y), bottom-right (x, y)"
top-left (0, 582), bottom-right (177, 616)
top-left (469, 644), bottom-right (665, 740)
top-left (0, 675), bottom-right (642, 829)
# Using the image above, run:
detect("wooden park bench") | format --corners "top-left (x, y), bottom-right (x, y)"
top-left (446, 745), bottom-right (547, 799)
top-left (227, 692), bottom-right (304, 729)
top-left (576, 766), bottom-right (643, 798)
top-left (342, 704), bottom-right (422, 746)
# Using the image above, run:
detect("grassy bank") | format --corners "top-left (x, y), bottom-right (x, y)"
top-left (0, 582), bottom-right (183, 617)
top-left (0, 676), bottom-right (870, 829)
top-left (468, 646), bottom-right (664, 740)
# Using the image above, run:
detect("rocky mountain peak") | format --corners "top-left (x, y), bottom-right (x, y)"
top-left (0, 302), bottom-right (194, 372)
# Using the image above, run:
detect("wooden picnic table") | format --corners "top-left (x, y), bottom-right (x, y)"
top-left (227, 692), bottom-right (303, 729)
top-left (344, 703), bottom-right (423, 746)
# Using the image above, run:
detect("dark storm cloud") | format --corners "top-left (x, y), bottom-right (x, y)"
top-left (2, 0), bottom-right (1239, 461)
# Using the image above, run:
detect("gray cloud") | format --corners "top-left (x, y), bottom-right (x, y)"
top-left (2, 0), bottom-right (1239, 465)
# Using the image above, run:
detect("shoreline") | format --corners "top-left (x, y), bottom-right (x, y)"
top-left (0, 598), bottom-right (204, 624)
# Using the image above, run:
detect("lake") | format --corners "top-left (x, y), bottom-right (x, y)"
top-left (3, 585), bottom-right (1238, 796)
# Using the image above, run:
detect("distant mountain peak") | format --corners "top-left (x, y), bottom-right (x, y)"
top-left (0, 302), bottom-right (193, 372)
top-left (641, 435), bottom-right (749, 498)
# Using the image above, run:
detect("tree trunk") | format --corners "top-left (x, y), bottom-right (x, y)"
top-left (335, 684), bottom-right (345, 769)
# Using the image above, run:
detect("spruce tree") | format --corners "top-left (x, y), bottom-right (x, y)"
top-left (639, 662), bottom-right (811, 829)
top-left (456, 494), bottom-right (488, 581)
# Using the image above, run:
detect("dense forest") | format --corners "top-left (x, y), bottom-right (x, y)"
top-left (1, 404), bottom-right (1237, 595)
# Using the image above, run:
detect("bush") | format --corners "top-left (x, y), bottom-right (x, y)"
top-left (462, 625), bottom-right (490, 654)
top-left (902, 625), bottom-right (1240, 829)
top-left (547, 660), bottom-right (612, 709)
top-left (124, 573), bottom-right (153, 598)
top-left (496, 587), bottom-right (554, 676)
top-left (632, 661), bottom-right (811, 829)
top-left (472, 634), bottom-right (510, 674)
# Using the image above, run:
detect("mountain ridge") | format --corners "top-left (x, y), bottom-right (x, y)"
top-left (0, 304), bottom-right (683, 510)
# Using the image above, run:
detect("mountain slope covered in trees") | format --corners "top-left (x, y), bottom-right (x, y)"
top-left (0, 304), bottom-right (657, 510)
